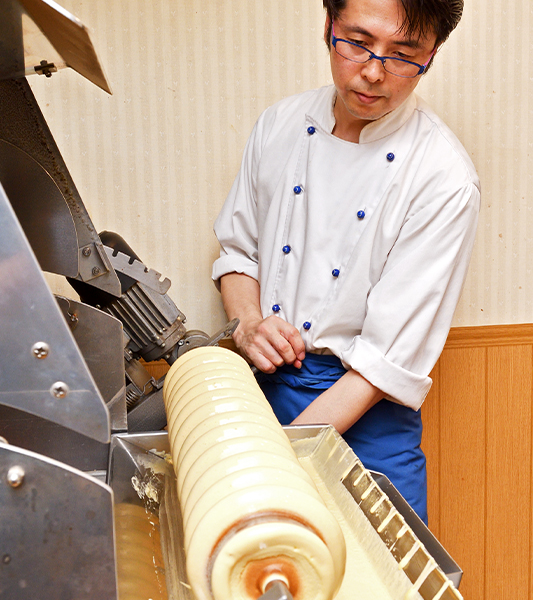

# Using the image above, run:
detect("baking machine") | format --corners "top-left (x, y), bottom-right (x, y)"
top-left (0, 2), bottom-right (464, 599)
top-left (0, 1), bottom-right (237, 597)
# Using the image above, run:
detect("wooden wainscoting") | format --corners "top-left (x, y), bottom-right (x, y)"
top-left (422, 324), bottom-right (533, 600)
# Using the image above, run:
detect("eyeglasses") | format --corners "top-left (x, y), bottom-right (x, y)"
top-left (331, 21), bottom-right (435, 79)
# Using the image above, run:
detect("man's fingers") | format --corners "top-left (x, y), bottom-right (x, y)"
top-left (250, 353), bottom-right (278, 374)
top-left (270, 319), bottom-right (306, 364)
top-left (234, 315), bottom-right (306, 373)
top-left (251, 335), bottom-right (286, 369)
top-left (281, 328), bottom-right (306, 362)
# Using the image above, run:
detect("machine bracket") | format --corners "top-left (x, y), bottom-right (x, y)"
top-left (104, 245), bottom-right (171, 294)
top-left (34, 59), bottom-right (57, 77)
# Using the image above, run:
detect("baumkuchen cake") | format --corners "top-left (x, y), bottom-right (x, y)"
top-left (163, 346), bottom-right (346, 600)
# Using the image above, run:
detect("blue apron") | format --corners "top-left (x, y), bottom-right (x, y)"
top-left (257, 353), bottom-right (428, 524)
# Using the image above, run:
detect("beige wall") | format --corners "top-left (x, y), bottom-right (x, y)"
top-left (30, 0), bottom-right (533, 334)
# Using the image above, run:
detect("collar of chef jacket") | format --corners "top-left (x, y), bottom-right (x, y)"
top-left (315, 85), bottom-right (417, 144)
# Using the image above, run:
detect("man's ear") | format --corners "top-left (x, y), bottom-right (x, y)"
top-left (324, 14), bottom-right (332, 47)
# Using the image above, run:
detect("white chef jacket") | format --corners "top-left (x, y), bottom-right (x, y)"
top-left (212, 85), bottom-right (480, 410)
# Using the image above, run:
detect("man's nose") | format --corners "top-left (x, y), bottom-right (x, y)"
top-left (360, 57), bottom-right (386, 83)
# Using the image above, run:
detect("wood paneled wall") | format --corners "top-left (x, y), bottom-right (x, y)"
top-left (422, 324), bottom-right (533, 600)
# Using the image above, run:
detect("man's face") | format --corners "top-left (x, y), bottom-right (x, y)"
top-left (327, 0), bottom-right (437, 138)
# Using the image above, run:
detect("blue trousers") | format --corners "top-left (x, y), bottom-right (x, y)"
top-left (257, 353), bottom-right (428, 524)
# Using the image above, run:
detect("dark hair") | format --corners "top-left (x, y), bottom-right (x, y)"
top-left (323, 0), bottom-right (463, 48)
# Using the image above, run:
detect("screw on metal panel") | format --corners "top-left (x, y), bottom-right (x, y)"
top-left (2, 554), bottom-right (11, 564)
top-left (82, 247), bottom-right (92, 257)
top-left (31, 342), bottom-right (49, 359)
top-left (36, 60), bottom-right (56, 78)
top-left (50, 382), bottom-right (69, 399)
top-left (7, 466), bottom-right (25, 488)
top-left (92, 266), bottom-right (101, 276)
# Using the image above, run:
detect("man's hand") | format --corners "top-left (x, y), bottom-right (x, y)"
top-left (220, 273), bottom-right (305, 373)
top-left (233, 314), bottom-right (305, 373)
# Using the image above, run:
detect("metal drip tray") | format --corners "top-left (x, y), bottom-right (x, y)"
top-left (108, 426), bottom-right (463, 600)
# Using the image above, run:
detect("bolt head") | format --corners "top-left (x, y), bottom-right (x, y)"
top-left (50, 382), bottom-right (69, 399)
top-left (82, 247), bottom-right (92, 257)
top-left (32, 342), bottom-right (49, 359)
top-left (7, 466), bottom-right (25, 488)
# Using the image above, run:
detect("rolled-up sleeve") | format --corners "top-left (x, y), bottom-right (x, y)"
top-left (340, 181), bottom-right (480, 410)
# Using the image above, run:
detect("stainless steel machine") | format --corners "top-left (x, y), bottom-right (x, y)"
top-left (0, 3), bottom-right (464, 599)
top-left (0, 2), bottom-right (236, 597)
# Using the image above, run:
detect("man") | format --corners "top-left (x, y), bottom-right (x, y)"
top-left (211, 0), bottom-right (479, 524)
